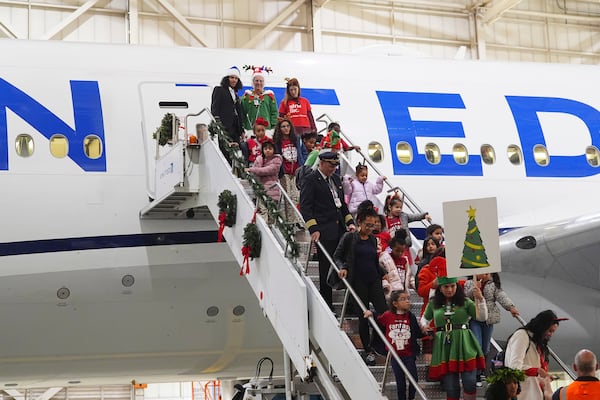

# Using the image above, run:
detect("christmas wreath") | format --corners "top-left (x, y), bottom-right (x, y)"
top-left (153, 113), bottom-right (179, 146)
top-left (240, 212), bottom-right (262, 275)
top-left (217, 190), bottom-right (237, 242)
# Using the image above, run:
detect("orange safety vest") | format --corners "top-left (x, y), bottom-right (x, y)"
top-left (559, 380), bottom-right (600, 399)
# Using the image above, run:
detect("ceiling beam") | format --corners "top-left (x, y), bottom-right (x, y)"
top-left (36, 387), bottom-right (63, 400)
top-left (42, 0), bottom-right (100, 40)
top-left (3, 390), bottom-right (24, 400)
top-left (128, 0), bottom-right (139, 44)
top-left (242, 0), bottom-right (307, 49)
top-left (154, 0), bottom-right (208, 47)
top-left (0, 19), bottom-right (18, 38)
top-left (312, 0), bottom-right (331, 7)
top-left (480, 0), bottom-right (523, 25)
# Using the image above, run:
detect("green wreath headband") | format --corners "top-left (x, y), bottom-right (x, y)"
top-left (486, 368), bottom-right (525, 385)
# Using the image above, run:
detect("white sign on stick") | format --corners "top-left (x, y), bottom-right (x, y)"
top-left (442, 197), bottom-right (501, 278)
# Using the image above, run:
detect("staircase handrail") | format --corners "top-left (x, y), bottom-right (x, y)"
top-left (314, 113), bottom-right (430, 226)
top-left (514, 315), bottom-right (576, 380)
top-left (273, 182), bottom-right (429, 399)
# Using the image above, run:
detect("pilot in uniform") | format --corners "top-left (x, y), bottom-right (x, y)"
top-left (299, 151), bottom-right (355, 310)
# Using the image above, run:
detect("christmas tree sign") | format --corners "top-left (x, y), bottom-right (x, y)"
top-left (460, 206), bottom-right (490, 269)
top-left (443, 197), bottom-right (501, 278)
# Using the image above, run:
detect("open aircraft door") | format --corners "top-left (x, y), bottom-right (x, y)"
top-left (138, 81), bottom-right (213, 200)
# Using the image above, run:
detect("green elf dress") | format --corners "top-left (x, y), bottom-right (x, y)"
top-left (241, 89), bottom-right (278, 130)
top-left (422, 279), bottom-right (487, 381)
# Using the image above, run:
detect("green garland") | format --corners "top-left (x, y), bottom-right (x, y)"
top-left (242, 222), bottom-right (262, 259)
top-left (153, 113), bottom-right (179, 146)
top-left (217, 190), bottom-right (237, 227)
top-left (208, 120), bottom-right (300, 258)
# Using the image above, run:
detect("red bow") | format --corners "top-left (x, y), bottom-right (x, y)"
top-left (217, 211), bottom-right (226, 242)
top-left (241, 246), bottom-right (251, 275)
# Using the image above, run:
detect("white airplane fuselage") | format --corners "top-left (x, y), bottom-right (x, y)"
top-left (1, 39), bottom-right (599, 387)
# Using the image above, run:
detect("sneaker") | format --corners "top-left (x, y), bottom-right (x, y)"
top-left (365, 352), bottom-right (376, 366)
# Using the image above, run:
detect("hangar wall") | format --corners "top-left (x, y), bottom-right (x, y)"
top-left (0, 0), bottom-right (599, 63)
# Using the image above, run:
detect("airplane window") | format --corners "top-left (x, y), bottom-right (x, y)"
top-left (480, 144), bottom-right (495, 165)
top-left (15, 134), bottom-right (34, 157)
top-left (507, 144), bottom-right (522, 165)
top-left (452, 143), bottom-right (468, 165)
top-left (585, 146), bottom-right (600, 167)
top-left (424, 143), bottom-right (441, 165)
top-left (516, 235), bottom-right (537, 250)
top-left (533, 144), bottom-right (549, 166)
top-left (50, 135), bottom-right (68, 158)
top-left (84, 135), bottom-right (103, 159)
top-left (367, 142), bottom-right (383, 163)
top-left (396, 142), bottom-right (413, 164)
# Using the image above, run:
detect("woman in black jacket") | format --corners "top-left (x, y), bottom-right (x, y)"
top-left (211, 66), bottom-right (245, 145)
top-left (335, 200), bottom-right (387, 365)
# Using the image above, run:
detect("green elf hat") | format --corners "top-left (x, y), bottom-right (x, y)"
top-left (437, 276), bottom-right (458, 285)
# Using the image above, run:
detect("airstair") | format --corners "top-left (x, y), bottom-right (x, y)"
top-left (139, 108), bottom-right (575, 400)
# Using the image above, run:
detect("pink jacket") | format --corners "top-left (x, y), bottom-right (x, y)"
top-left (342, 175), bottom-right (385, 214)
top-left (247, 154), bottom-right (283, 201)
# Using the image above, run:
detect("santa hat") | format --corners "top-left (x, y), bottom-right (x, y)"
top-left (225, 66), bottom-right (240, 79)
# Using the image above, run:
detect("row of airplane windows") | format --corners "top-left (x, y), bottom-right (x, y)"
top-left (366, 142), bottom-right (600, 167)
top-left (13, 133), bottom-right (600, 168)
top-left (14, 134), bottom-right (103, 159)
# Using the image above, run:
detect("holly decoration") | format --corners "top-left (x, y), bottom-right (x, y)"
top-left (460, 206), bottom-right (490, 269)
top-left (217, 190), bottom-right (237, 242)
top-left (486, 367), bottom-right (525, 385)
top-left (208, 120), bottom-right (299, 258)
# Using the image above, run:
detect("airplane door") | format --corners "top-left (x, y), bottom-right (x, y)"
top-left (138, 82), bottom-right (214, 198)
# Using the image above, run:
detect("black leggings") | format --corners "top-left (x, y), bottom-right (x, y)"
top-left (353, 278), bottom-right (386, 351)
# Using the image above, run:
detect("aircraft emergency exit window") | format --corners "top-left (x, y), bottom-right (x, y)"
top-left (424, 143), bottom-right (441, 165)
top-left (15, 134), bottom-right (34, 157)
top-left (84, 135), bottom-right (103, 159)
top-left (367, 142), bottom-right (383, 163)
top-left (585, 146), bottom-right (600, 167)
top-left (50, 135), bottom-right (68, 158)
top-left (507, 145), bottom-right (523, 165)
top-left (480, 144), bottom-right (495, 165)
top-left (533, 145), bottom-right (549, 166)
top-left (452, 143), bottom-right (468, 165)
top-left (396, 142), bottom-right (413, 164)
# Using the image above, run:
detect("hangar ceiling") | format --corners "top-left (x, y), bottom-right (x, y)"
top-left (0, 0), bottom-right (599, 63)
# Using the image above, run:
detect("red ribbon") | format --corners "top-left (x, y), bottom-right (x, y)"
top-left (241, 246), bottom-right (251, 275)
top-left (217, 211), bottom-right (226, 242)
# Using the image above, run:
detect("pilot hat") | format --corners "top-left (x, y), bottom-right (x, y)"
top-left (226, 66), bottom-right (240, 79)
top-left (319, 151), bottom-right (340, 165)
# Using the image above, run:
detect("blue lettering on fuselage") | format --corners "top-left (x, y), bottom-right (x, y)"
top-left (506, 96), bottom-right (600, 177)
top-left (376, 91), bottom-right (600, 178)
top-left (0, 78), bottom-right (106, 172)
top-left (376, 91), bottom-right (483, 176)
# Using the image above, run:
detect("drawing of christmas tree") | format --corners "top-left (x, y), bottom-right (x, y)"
top-left (460, 206), bottom-right (490, 269)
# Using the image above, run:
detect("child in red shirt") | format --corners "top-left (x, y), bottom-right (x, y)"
top-left (246, 116), bottom-right (270, 165)
top-left (375, 290), bottom-right (425, 400)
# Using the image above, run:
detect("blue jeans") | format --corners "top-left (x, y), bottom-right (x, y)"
top-left (391, 355), bottom-right (418, 400)
top-left (442, 370), bottom-right (477, 398)
top-left (469, 319), bottom-right (493, 355)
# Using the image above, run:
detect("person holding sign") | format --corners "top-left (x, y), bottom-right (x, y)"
top-left (420, 257), bottom-right (488, 400)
